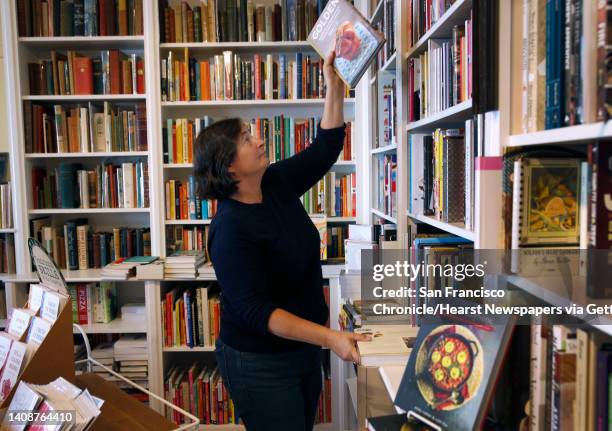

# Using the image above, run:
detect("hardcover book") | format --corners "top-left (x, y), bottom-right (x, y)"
top-left (394, 300), bottom-right (515, 431)
top-left (307, 0), bottom-right (385, 88)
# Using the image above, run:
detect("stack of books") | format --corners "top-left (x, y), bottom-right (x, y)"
top-left (101, 256), bottom-right (159, 280)
top-left (113, 335), bottom-right (148, 393)
top-left (135, 259), bottom-right (164, 280)
top-left (164, 250), bottom-right (207, 279)
top-left (90, 342), bottom-right (115, 380)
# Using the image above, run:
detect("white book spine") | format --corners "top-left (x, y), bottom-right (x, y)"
top-left (122, 163), bottom-right (134, 208)
top-left (511, 159), bottom-right (523, 253)
top-left (79, 107), bottom-right (89, 152)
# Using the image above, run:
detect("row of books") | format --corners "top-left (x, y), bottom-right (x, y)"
top-left (408, 17), bottom-right (472, 121)
top-left (372, 0), bottom-right (395, 69)
top-left (164, 363), bottom-right (238, 425)
top-left (28, 50), bottom-right (145, 96)
top-left (163, 116), bottom-right (213, 164)
top-left (302, 172), bottom-right (356, 218)
top-left (161, 51), bottom-right (327, 102)
top-left (23, 101), bottom-right (147, 154)
top-left (31, 161), bottom-right (150, 209)
top-left (159, 0), bottom-right (326, 43)
top-left (374, 153), bottom-right (397, 220)
top-left (407, 0), bottom-right (459, 48)
top-left (377, 74), bottom-right (396, 148)
top-left (165, 178), bottom-right (216, 221)
top-left (0, 183), bottom-right (12, 229)
top-left (529, 325), bottom-right (612, 431)
top-left (409, 127), bottom-right (473, 225)
top-left (512, 0), bottom-right (609, 132)
top-left (250, 117), bottom-right (354, 163)
top-left (316, 352), bottom-right (332, 424)
top-left (67, 282), bottom-right (117, 325)
top-left (162, 284), bottom-right (219, 348)
top-left (31, 218), bottom-right (152, 269)
top-left (17, 0), bottom-right (144, 37)
top-left (326, 224), bottom-right (349, 261)
top-left (165, 225), bottom-right (210, 256)
top-left (0, 235), bottom-right (16, 274)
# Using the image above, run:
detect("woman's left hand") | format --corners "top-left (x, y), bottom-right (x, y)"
top-left (326, 330), bottom-right (371, 364)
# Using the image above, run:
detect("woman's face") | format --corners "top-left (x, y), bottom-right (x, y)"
top-left (228, 122), bottom-right (269, 178)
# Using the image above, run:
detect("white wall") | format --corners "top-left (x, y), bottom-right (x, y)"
top-left (0, 23), bottom-right (8, 153)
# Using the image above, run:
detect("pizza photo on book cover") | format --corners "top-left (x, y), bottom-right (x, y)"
top-left (307, 0), bottom-right (385, 88)
top-left (394, 300), bottom-right (515, 431)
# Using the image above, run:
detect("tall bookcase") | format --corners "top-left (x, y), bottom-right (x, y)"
top-left (0, 1), bottom-right (365, 430)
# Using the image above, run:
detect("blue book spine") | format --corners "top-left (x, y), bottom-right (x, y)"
top-left (545, 0), bottom-right (565, 129)
top-left (287, 0), bottom-right (297, 41)
top-left (167, 119), bottom-right (174, 163)
top-left (184, 292), bottom-right (193, 347)
top-left (188, 176), bottom-right (197, 220)
top-left (195, 62), bottom-right (201, 100)
top-left (201, 200), bottom-right (209, 219)
top-left (65, 222), bottom-right (78, 270)
top-left (84, 0), bottom-right (96, 36)
top-left (279, 55), bottom-right (286, 99)
top-left (73, 0), bottom-right (84, 36)
top-left (296, 53), bottom-right (302, 99)
top-left (100, 233), bottom-right (108, 266)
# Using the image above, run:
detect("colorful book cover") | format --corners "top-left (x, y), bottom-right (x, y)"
top-left (518, 158), bottom-right (581, 246)
top-left (307, 0), bottom-right (385, 88)
top-left (394, 299), bottom-right (514, 431)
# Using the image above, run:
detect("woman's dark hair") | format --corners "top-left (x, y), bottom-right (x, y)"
top-left (194, 118), bottom-right (243, 200)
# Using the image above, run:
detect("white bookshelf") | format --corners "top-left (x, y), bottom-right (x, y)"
top-left (161, 98), bottom-right (355, 107)
top-left (1, 0), bottom-right (366, 428)
top-left (507, 121), bottom-right (612, 147)
top-left (406, 99), bottom-right (473, 132)
top-left (22, 94), bottom-right (147, 101)
top-left (25, 151), bottom-right (149, 159)
top-left (406, 212), bottom-right (475, 241)
top-left (405, 0), bottom-right (474, 59)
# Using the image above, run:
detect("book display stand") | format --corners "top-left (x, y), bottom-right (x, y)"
top-left (0, 239), bottom-right (199, 430)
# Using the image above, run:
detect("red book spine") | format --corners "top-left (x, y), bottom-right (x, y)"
top-left (136, 59), bottom-right (145, 93)
top-left (254, 55), bottom-right (261, 99)
top-left (99, 0), bottom-right (108, 35)
top-left (77, 284), bottom-right (88, 324)
top-left (109, 50), bottom-right (121, 94)
top-left (73, 57), bottom-right (93, 94)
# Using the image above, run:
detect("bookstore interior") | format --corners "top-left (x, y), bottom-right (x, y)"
top-left (0, 0), bottom-right (609, 430)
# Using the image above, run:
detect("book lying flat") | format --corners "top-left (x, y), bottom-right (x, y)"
top-left (307, 0), bottom-right (385, 88)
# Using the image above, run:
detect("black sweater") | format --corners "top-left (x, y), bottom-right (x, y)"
top-left (208, 123), bottom-right (346, 353)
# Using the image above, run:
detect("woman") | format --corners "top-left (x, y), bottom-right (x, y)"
top-left (194, 51), bottom-right (369, 430)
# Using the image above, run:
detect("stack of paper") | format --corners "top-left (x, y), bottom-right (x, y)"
top-left (1, 378), bottom-right (104, 430)
top-left (164, 251), bottom-right (206, 279)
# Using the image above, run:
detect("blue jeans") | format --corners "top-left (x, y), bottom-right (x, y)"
top-left (215, 338), bottom-right (322, 431)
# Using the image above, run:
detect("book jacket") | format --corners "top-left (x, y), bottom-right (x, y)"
top-left (307, 0), bottom-right (385, 88)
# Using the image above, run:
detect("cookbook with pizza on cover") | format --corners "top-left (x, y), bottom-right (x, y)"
top-left (393, 299), bottom-right (515, 431)
top-left (307, 0), bottom-right (385, 88)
